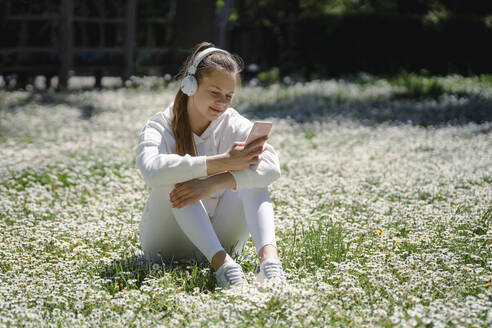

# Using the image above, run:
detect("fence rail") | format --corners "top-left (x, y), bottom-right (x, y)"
top-left (0, 0), bottom-right (171, 89)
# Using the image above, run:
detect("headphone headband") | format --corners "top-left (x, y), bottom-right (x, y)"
top-left (187, 47), bottom-right (228, 75)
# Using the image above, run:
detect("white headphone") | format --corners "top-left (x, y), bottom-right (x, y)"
top-left (180, 47), bottom-right (229, 96)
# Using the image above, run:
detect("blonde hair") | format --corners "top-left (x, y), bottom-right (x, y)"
top-left (172, 42), bottom-right (243, 156)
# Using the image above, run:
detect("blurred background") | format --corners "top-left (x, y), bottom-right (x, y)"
top-left (1, 0), bottom-right (492, 90)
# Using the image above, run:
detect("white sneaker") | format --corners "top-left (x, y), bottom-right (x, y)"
top-left (215, 261), bottom-right (247, 289)
top-left (255, 258), bottom-right (286, 283)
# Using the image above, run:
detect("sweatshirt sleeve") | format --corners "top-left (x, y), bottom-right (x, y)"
top-left (135, 115), bottom-right (208, 188)
top-left (226, 112), bottom-right (281, 191)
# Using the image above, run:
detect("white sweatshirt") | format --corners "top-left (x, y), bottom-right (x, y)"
top-left (135, 103), bottom-right (281, 218)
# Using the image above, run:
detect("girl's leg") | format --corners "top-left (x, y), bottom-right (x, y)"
top-left (171, 201), bottom-right (226, 263)
top-left (237, 187), bottom-right (278, 258)
top-left (140, 203), bottom-right (209, 264)
top-left (140, 188), bottom-right (226, 265)
top-left (211, 187), bottom-right (278, 261)
top-left (209, 190), bottom-right (249, 258)
top-left (141, 187), bottom-right (278, 269)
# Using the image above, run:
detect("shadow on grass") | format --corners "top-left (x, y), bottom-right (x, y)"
top-left (0, 89), bottom-right (100, 120)
top-left (240, 92), bottom-right (492, 127)
top-left (98, 253), bottom-right (219, 296)
top-left (238, 73), bottom-right (492, 126)
top-left (2, 75), bottom-right (491, 126)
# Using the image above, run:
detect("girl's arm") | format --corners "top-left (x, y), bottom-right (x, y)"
top-left (210, 171), bottom-right (237, 190)
top-left (229, 141), bottom-right (281, 190)
top-left (168, 171), bottom-right (237, 208)
top-left (136, 117), bottom-right (209, 188)
top-left (205, 154), bottom-right (229, 176)
top-left (224, 112), bottom-right (281, 191)
top-left (136, 113), bottom-right (262, 189)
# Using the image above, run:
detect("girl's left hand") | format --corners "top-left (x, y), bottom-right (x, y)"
top-left (169, 178), bottom-right (216, 208)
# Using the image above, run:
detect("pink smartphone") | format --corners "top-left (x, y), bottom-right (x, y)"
top-left (245, 121), bottom-right (273, 146)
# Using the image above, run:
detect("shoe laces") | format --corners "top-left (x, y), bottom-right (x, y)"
top-left (260, 260), bottom-right (285, 280)
top-left (224, 265), bottom-right (246, 285)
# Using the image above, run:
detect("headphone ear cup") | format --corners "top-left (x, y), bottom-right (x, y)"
top-left (180, 75), bottom-right (198, 96)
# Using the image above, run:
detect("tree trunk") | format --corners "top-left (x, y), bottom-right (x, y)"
top-left (123, 0), bottom-right (137, 81)
top-left (215, 0), bottom-right (233, 49)
top-left (58, 0), bottom-right (73, 89)
top-left (173, 0), bottom-right (216, 70)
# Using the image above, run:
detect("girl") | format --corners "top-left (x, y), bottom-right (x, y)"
top-left (136, 42), bottom-right (285, 289)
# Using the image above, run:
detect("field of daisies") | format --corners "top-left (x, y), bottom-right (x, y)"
top-left (0, 73), bottom-right (491, 327)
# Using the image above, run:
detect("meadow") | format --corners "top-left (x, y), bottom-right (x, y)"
top-left (0, 73), bottom-right (491, 327)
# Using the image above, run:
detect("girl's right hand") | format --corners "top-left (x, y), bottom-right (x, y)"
top-left (223, 136), bottom-right (268, 172)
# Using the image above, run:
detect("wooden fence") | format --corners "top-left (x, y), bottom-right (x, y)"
top-left (0, 0), bottom-right (177, 89)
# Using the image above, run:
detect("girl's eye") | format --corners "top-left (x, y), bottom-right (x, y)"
top-left (210, 91), bottom-right (232, 101)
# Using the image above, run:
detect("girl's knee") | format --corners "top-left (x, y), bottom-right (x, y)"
top-left (237, 187), bottom-right (271, 203)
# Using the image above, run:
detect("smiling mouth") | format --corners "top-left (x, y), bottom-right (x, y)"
top-left (210, 107), bottom-right (223, 113)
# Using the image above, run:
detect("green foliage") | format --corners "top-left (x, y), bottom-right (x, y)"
top-left (1, 165), bottom-right (78, 192)
top-left (100, 256), bottom-right (152, 296)
top-left (280, 219), bottom-right (348, 273)
top-left (390, 71), bottom-right (445, 100)
top-left (229, 9), bottom-right (238, 22)
top-left (100, 256), bottom-right (217, 296)
top-left (1, 162), bottom-right (130, 192)
top-left (240, 0), bottom-right (488, 20)
top-left (257, 67), bottom-right (280, 85)
top-left (237, 1), bottom-right (492, 77)
top-left (304, 131), bottom-right (315, 140)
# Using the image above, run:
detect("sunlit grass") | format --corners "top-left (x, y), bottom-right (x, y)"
top-left (0, 73), bottom-right (491, 327)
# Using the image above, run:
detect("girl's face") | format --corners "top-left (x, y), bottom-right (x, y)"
top-left (188, 68), bottom-right (236, 126)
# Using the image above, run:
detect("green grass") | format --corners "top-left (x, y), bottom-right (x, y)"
top-left (0, 74), bottom-right (491, 327)
top-left (388, 72), bottom-right (446, 100)
top-left (280, 218), bottom-right (348, 273)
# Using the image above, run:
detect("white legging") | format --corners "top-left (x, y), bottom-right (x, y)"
top-left (141, 187), bottom-right (277, 264)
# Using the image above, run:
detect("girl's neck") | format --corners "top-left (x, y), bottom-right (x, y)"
top-left (187, 100), bottom-right (210, 136)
